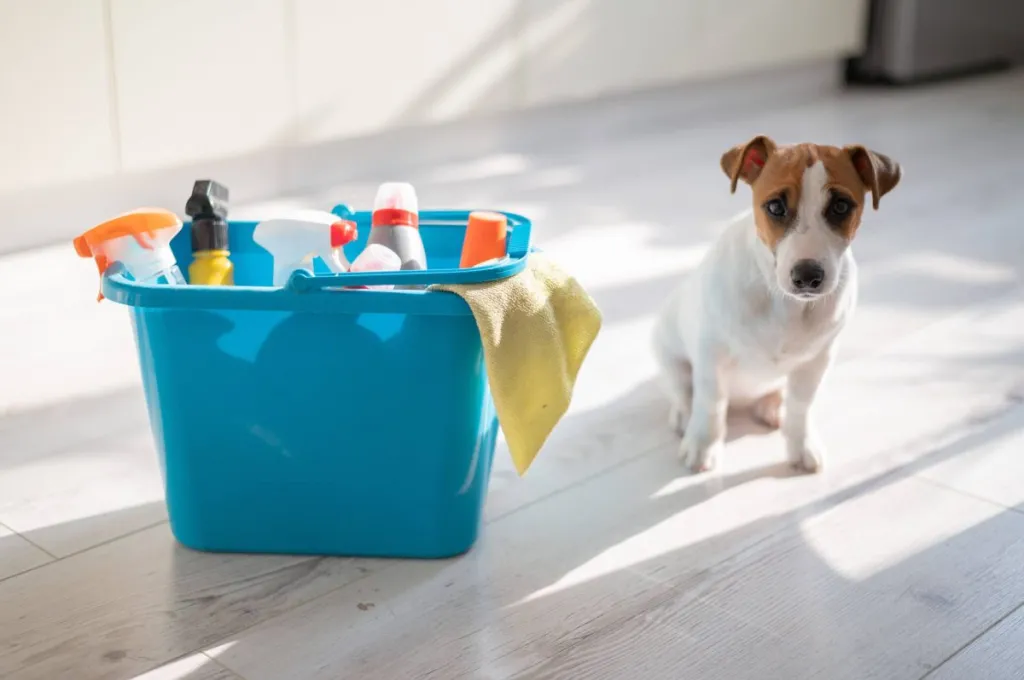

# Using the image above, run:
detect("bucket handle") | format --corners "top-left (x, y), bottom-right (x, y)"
top-left (288, 208), bottom-right (532, 293)
top-left (285, 256), bottom-right (527, 292)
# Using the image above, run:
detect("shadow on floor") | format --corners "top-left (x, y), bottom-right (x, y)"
top-left (190, 389), bottom-right (1024, 680)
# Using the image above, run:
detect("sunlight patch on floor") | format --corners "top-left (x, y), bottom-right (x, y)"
top-left (132, 652), bottom-right (230, 680)
top-left (798, 474), bottom-right (1010, 583)
top-left (0, 245), bottom-right (141, 416)
top-left (541, 220), bottom-right (711, 291)
top-left (513, 475), bottom-right (790, 606)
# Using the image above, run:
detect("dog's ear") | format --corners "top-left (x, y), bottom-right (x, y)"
top-left (844, 146), bottom-right (901, 210)
top-left (721, 136), bottom-right (777, 193)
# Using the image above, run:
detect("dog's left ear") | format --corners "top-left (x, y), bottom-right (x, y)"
top-left (845, 146), bottom-right (902, 210)
top-left (721, 135), bottom-right (777, 193)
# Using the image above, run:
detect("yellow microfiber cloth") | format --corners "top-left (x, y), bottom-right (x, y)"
top-left (433, 252), bottom-right (602, 476)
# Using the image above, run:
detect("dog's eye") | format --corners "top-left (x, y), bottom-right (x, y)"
top-left (829, 197), bottom-right (852, 217)
top-left (765, 198), bottom-right (787, 218)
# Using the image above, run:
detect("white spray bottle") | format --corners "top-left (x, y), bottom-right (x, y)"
top-left (252, 209), bottom-right (359, 287)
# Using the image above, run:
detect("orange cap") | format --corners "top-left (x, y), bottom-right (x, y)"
top-left (74, 209), bottom-right (182, 262)
top-left (73, 208), bottom-right (182, 301)
top-left (459, 211), bottom-right (507, 269)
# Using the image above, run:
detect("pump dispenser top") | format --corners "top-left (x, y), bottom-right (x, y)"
top-left (185, 179), bottom-right (234, 286)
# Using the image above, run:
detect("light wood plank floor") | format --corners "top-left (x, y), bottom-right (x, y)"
top-left (2, 68), bottom-right (1024, 680)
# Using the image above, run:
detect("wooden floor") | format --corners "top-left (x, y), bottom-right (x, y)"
top-left (3, 68), bottom-right (1024, 680)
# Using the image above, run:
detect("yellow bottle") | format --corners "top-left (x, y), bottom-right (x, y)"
top-left (186, 179), bottom-right (234, 285)
top-left (189, 249), bottom-right (234, 286)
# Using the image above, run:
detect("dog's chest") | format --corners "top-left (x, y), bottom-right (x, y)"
top-left (734, 298), bottom-right (837, 371)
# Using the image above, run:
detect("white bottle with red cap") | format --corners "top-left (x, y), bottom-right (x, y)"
top-left (252, 209), bottom-right (358, 287)
top-left (366, 182), bottom-right (427, 273)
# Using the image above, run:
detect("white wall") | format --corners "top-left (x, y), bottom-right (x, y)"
top-left (0, 0), bottom-right (868, 214)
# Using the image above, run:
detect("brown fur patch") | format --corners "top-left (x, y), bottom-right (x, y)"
top-left (750, 145), bottom-right (809, 250)
top-left (747, 144), bottom-right (870, 249)
top-left (722, 137), bottom-right (901, 249)
top-left (819, 148), bottom-right (869, 240)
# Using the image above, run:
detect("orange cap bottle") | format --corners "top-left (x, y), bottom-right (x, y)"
top-left (74, 208), bottom-right (185, 300)
top-left (459, 211), bottom-right (508, 269)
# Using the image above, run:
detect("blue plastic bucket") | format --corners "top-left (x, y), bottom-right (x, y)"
top-left (102, 206), bottom-right (532, 558)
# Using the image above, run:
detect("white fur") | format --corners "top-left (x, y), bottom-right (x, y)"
top-left (774, 161), bottom-right (851, 297)
top-left (653, 164), bottom-right (857, 473)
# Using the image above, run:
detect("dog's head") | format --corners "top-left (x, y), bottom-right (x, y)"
top-left (721, 136), bottom-right (901, 300)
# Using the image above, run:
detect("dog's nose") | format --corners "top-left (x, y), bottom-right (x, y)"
top-left (791, 260), bottom-right (825, 290)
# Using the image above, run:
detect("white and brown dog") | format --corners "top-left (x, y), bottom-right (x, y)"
top-left (653, 136), bottom-right (901, 473)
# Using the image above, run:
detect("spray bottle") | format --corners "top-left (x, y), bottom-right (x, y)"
top-left (74, 208), bottom-right (186, 301)
top-left (185, 179), bottom-right (234, 286)
top-left (252, 209), bottom-right (359, 286)
top-left (366, 182), bottom-right (427, 272)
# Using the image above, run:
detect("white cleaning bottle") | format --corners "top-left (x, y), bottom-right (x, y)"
top-left (366, 182), bottom-right (427, 271)
top-left (348, 243), bottom-right (402, 290)
top-left (253, 210), bottom-right (358, 287)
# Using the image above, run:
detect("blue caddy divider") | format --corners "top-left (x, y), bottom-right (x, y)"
top-left (102, 207), bottom-right (532, 558)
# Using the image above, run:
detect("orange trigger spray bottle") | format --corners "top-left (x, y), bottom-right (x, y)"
top-left (74, 209), bottom-right (186, 301)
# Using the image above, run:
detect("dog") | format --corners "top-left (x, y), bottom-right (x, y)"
top-left (653, 136), bottom-right (901, 472)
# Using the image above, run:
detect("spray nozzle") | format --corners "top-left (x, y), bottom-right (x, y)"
top-left (74, 209), bottom-right (184, 301)
top-left (185, 180), bottom-right (229, 221)
top-left (252, 211), bottom-right (360, 286)
top-left (330, 220), bottom-right (358, 248)
top-left (186, 180), bottom-right (231, 253)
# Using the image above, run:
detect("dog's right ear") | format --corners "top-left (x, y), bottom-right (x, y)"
top-left (721, 136), bottom-right (777, 193)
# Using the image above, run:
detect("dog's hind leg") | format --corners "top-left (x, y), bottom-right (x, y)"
top-left (751, 389), bottom-right (784, 430)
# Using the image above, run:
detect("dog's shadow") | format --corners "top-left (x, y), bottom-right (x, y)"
top-left (724, 408), bottom-right (779, 442)
top-left (562, 378), bottom-right (807, 485)
top-left (679, 407), bottom-right (807, 481)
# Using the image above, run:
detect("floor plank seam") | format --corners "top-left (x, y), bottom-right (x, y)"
top-left (696, 593), bottom-right (788, 643)
top-left (200, 651), bottom-right (244, 680)
top-left (918, 599), bottom-right (1024, 680)
top-left (188, 560), bottom-right (384, 666)
top-left (486, 430), bottom-right (672, 523)
top-left (912, 474), bottom-right (1024, 518)
top-left (489, 582), bottom-right (688, 679)
top-left (0, 518), bottom-right (57, 562)
top-left (3, 415), bottom-right (150, 464)
top-left (0, 518), bottom-right (169, 585)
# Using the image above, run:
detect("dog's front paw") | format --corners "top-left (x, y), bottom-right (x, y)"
top-left (668, 404), bottom-right (689, 436)
top-left (787, 437), bottom-right (825, 473)
top-left (679, 435), bottom-right (723, 473)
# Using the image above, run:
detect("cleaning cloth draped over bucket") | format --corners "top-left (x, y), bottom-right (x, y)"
top-left (433, 251), bottom-right (601, 476)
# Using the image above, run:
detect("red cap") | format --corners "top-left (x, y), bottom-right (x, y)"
top-left (371, 208), bottom-right (418, 228)
top-left (330, 220), bottom-right (358, 248)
